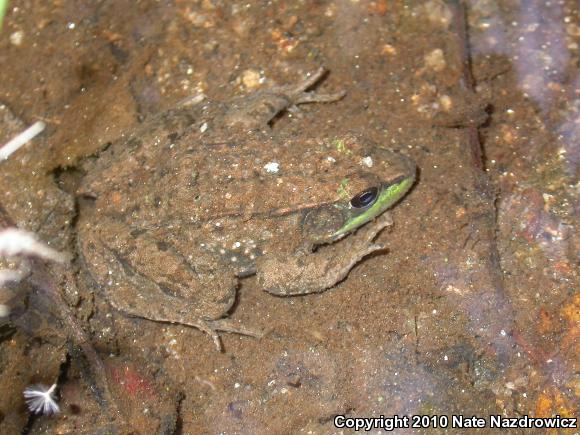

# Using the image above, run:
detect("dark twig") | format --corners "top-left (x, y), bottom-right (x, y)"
top-left (448, 0), bottom-right (515, 361)
top-left (450, 0), bottom-right (484, 169)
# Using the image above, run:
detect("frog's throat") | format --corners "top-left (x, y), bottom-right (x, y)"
top-left (332, 175), bottom-right (415, 238)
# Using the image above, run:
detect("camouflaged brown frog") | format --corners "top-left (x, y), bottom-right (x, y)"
top-left (76, 68), bottom-right (416, 350)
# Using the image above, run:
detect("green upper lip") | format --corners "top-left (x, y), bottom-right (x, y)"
top-left (331, 173), bottom-right (415, 238)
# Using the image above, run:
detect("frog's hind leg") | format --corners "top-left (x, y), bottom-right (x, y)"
top-left (80, 226), bottom-right (262, 351)
top-left (102, 269), bottom-right (262, 352)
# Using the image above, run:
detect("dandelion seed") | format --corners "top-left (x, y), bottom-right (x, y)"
top-left (23, 383), bottom-right (60, 415)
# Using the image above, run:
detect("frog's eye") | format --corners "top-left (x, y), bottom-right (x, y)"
top-left (350, 186), bottom-right (379, 209)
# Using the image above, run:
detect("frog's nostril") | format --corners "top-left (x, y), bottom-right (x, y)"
top-left (350, 186), bottom-right (378, 209)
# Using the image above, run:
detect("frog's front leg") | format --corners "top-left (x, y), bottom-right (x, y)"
top-left (79, 220), bottom-right (261, 351)
top-left (224, 67), bottom-right (345, 129)
top-left (257, 212), bottom-right (393, 296)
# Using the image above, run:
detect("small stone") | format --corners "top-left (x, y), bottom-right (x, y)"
top-left (439, 95), bottom-right (452, 111)
top-left (184, 10), bottom-right (215, 28)
top-left (264, 162), bottom-right (280, 173)
top-left (361, 156), bottom-right (373, 167)
top-left (238, 69), bottom-right (262, 90)
top-left (381, 44), bottom-right (397, 56)
top-left (424, 48), bottom-right (446, 72)
top-left (9, 31), bottom-right (24, 46)
top-left (421, 0), bottom-right (452, 28)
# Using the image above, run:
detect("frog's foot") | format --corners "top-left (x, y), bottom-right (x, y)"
top-left (258, 212), bottom-right (394, 296)
top-left (107, 296), bottom-right (263, 352)
top-left (283, 66), bottom-right (346, 105)
top-left (224, 67), bottom-right (345, 129)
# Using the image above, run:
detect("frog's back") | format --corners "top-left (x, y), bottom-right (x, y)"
top-left (81, 103), bottom-right (375, 229)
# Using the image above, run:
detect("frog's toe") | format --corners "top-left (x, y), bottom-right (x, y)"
top-left (292, 89), bottom-right (346, 105)
top-left (287, 67), bottom-right (345, 104)
top-left (290, 66), bottom-right (327, 93)
top-left (201, 318), bottom-right (264, 352)
top-left (359, 212), bottom-right (394, 243)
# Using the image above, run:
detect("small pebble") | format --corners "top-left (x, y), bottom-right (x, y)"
top-left (9, 31), bottom-right (24, 46)
top-left (238, 69), bottom-right (261, 90)
top-left (264, 162), bottom-right (280, 173)
top-left (361, 156), bottom-right (373, 167)
top-left (439, 95), bottom-right (452, 111)
top-left (424, 48), bottom-right (446, 72)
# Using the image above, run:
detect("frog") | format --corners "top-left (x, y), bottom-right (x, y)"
top-left (76, 68), bottom-right (416, 350)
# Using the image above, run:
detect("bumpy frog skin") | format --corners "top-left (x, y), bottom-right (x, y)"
top-left (77, 68), bottom-right (416, 350)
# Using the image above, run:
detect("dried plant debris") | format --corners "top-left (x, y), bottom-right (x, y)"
top-left (23, 383), bottom-right (60, 416)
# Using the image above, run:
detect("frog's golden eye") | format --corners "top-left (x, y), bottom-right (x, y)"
top-left (350, 186), bottom-right (379, 209)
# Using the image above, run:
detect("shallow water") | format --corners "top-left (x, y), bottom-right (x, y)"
top-left (0, 1), bottom-right (577, 433)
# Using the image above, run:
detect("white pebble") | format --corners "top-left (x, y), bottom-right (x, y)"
top-left (264, 162), bottom-right (280, 173)
top-left (9, 31), bottom-right (24, 46)
top-left (361, 156), bottom-right (373, 167)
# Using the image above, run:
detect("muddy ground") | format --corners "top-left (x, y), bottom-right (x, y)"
top-left (0, 0), bottom-right (577, 433)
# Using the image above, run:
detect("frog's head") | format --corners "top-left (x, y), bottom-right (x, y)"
top-left (301, 142), bottom-right (416, 244)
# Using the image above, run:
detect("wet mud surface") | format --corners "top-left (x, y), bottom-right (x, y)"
top-left (0, 1), bottom-right (577, 433)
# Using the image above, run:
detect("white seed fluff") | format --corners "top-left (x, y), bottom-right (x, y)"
top-left (23, 383), bottom-right (60, 415)
top-left (0, 268), bottom-right (24, 286)
top-left (0, 228), bottom-right (68, 263)
top-left (0, 304), bottom-right (10, 317)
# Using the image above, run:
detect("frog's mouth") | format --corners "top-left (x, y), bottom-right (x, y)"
top-left (301, 173), bottom-right (415, 244)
